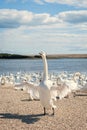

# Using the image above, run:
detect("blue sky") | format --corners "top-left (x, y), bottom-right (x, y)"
top-left (0, 0), bottom-right (87, 55)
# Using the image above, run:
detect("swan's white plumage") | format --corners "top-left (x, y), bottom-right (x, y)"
top-left (15, 51), bottom-right (58, 114)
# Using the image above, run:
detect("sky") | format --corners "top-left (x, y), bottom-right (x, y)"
top-left (0, 0), bottom-right (87, 55)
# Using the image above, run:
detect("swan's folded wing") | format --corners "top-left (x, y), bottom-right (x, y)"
top-left (15, 81), bottom-right (40, 91)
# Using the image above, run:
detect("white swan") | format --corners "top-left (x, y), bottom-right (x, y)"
top-left (15, 51), bottom-right (74, 115)
top-left (57, 73), bottom-right (80, 94)
top-left (38, 51), bottom-right (57, 115)
top-left (0, 76), bottom-right (5, 85)
top-left (56, 72), bottom-right (87, 97)
top-left (15, 51), bottom-right (58, 115)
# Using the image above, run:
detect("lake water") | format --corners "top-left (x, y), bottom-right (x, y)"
top-left (0, 58), bottom-right (87, 75)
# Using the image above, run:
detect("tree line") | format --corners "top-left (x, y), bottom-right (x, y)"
top-left (0, 53), bottom-right (29, 59)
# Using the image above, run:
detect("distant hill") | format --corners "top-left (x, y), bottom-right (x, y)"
top-left (0, 53), bottom-right (87, 59)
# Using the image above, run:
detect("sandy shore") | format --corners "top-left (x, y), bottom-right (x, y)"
top-left (0, 85), bottom-right (87, 130)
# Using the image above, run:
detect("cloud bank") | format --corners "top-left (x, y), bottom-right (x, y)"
top-left (0, 9), bottom-right (59, 28)
top-left (0, 9), bottom-right (87, 28)
top-left (0, 7), bottom-right (87, 54)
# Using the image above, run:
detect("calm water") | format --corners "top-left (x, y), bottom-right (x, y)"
top-left (0, 58), bottom-right (87, 75)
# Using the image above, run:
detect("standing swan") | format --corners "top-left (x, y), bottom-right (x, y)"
top-left (15, 51), bottom-right (57, 115)
top-left (39, 51), bottom-right (57, 115)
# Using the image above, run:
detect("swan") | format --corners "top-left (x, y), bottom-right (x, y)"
top-left (56, 72), bottom-right (87, 97)
top-left (38, 51), bottom-right (57, 115)
top-left (15, 51), bottom-right (58, 115)
top-left (0, 76), bottom-right (5, 85)
top-left (15, 51), bottom-right (72, 115)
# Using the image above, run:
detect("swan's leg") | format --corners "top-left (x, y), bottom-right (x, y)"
top-left (52, 107), bottom-right (54, 115)
top-left (44, 107), bottom-right (46, 115)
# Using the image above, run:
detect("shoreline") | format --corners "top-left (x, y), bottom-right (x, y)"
top-left (0, 54), bottom-right (87, 59)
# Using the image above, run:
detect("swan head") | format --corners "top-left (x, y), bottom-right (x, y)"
top-left (39, 51), bottom-right (46, 58)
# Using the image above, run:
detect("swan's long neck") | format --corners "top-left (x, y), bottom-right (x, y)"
top-left (42, 55), bottom-right (48, 80)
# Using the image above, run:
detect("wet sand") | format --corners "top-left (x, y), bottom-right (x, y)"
top-left (0, 86), bottom-right (87, 130)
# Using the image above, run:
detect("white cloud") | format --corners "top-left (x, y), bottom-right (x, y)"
top-left (0, 23), bottom-right (87, 54)
top-left (0, 9), bottom-right (33, 28)
top-left (35, 0), bottom-right (87, 8)
top-left (58, 10), bottom-right (87, 24)
top-left (0, 9), bottom-right (87, 54)
top-left (0, 9), bottom-right (87, 29)
top-left (0, 9), bottom-right (60, 28)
